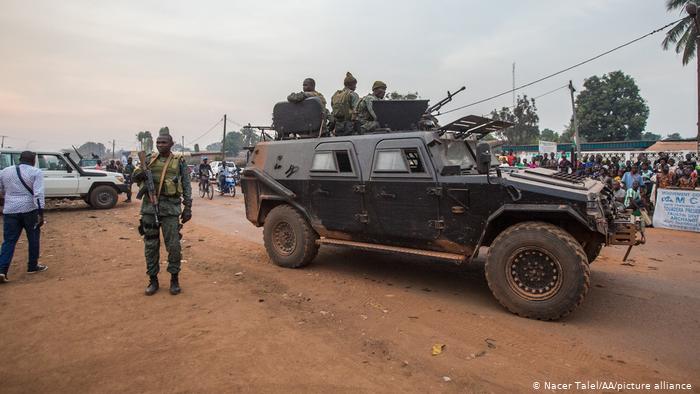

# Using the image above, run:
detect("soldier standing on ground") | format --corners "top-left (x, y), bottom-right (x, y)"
top-left (123, 157), bottom-right (135, 203)
top-left (133, 127), bottom-right (192, 296)
top-left (357, 81), bottom-right (387, 134)
top-left (330, 72), bottom-right (360, 136)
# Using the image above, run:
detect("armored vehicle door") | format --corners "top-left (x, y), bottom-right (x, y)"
top-left (308, 141), bottom-right (365, 234)
top-left (366, 138), bottom-right (440, 242)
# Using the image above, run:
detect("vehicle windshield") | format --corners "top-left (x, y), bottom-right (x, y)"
top-left (437, 140), bottom-right (475, 169)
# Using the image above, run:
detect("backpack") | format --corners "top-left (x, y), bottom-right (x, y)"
top-left (331, 89), bottom-right (353, 121)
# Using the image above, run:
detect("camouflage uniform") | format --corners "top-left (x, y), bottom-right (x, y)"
top-left (331, 88), bottom-right (360, 136)
top-left (357, 94), bottom-right (381, 133)
top-left (134, 153), bottom-right (192, 277)
top-left (287, 90), bottom-right (327, 108)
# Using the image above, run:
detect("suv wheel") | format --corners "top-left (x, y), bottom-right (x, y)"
top-left (485, 221), bottom-right (590, 320)
top-left (89, 185), bottom-right (118, 209)
top-left (263, 205), bottom-right (318, 268)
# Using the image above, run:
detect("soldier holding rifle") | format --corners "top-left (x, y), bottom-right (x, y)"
top-left (133, 127), bottom-right (192, 296)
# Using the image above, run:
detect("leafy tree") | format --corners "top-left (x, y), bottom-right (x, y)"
top-left (559, 127), bottom-right (574, 143)
top-left (206, 142), bottom-right (222, 151)
top-left (642, 132), bottom-right (662, 141)
top-left (662, 0), bottom-right (698, 65)
top-left (77, 142), bottom-right (107, 158)
top-left (224, 131), bottom-right (244, 155)
top-left (665, 132), bottom-right (683, 140)
top-left (490, 95), bottom-right (540, 144)
top-left (388, 91), bottom-right (419, 100)
top-left (194, 143), bottom-right (200, 152)
top-left (575, 71), bottom-right (649, 142)
top-left (136, 131), bottom-right (153, 152)
top-left (173, 144), bottom-right (191, 152)
top-left (241, 127), bottom-right (260, 147)
top-left (540, 128), bottom-right (560, 142)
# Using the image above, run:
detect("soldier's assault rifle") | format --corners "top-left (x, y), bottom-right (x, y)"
top-left (425, 86), bottom-right (466, 115)
top-left (136, 151), bottom-right (160, 226)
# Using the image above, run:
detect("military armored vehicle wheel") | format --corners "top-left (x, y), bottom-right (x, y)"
top-left (89, 185), bottom-right (118, 209)
top-left (583, 240), bottom-right (603, 264)
top-left (485, 222), bottom-right (590, 320)
top-left (263, 205), bottom-right (319, 268)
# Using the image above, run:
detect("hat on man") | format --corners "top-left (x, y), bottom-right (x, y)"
top-left (344, 72), bottom-right (357, 85)
top-left (372, 81), bottom-right (387, 91)
top-left (158, 127), bottom-right (170, 137)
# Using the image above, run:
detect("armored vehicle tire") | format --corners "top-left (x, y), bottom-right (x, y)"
top-left (485, 222), bottom-right (590, 320)
top-left (263, 204), bottom-right (319, 268)
top-left (89, 185), bottom-right (118, 209)
top-left (583, 240), bottom-right (603, 264)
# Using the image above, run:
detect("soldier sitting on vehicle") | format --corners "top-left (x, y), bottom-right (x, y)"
top-left (287, 78), bottom-right (329, 135)
top-left (357, 81), bottom-right (387, 134)
top-left (330, 72), bottom-right (360, 136)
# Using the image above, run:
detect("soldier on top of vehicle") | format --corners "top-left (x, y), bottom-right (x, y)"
top-left (287, 78), bottom-right (327, 108)
top-left (330, 72), bottom-right (360, 136)
top-left (356, 80), bottom-right (387, 133)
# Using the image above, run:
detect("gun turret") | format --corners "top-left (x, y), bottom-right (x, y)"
top-left (425, 86), bottom-right (466, 115)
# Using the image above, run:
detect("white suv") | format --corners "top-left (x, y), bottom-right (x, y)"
top-left (0, 150), bottom-right (129, 209)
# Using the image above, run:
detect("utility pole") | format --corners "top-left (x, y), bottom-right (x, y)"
top-left (568, 80), bottom-right (580, 168)
top-left (112, 139), bottom-right (115, 159)
top-left (0, 135), bottom-right (6, 148)
top-left (687, 3), bottom-right (700, 157)
top-left (222, 114), bottom-right (227, 161)
top-left (181, 136), bottom-right (185, 153)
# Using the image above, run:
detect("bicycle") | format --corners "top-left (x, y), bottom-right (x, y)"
top-left (199, 175), bottom-right (213, 200)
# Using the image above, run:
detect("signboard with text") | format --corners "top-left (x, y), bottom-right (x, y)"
top-left (652, 189), bottom-right (700, 233)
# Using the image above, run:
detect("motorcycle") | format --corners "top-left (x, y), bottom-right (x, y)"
top-left (216, 172), bottom-right (237, 197)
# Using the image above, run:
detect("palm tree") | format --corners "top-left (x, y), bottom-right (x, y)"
top-left (662, 0), bottom-right (698, 65)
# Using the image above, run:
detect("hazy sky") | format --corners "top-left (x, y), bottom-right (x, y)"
top-left (0, 0), bottom-right (695, 151)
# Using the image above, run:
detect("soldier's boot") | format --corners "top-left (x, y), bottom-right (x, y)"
top-left (169, 274), bottom-right (181, 295)
top-left (145, 275), bottom-right (159, 296)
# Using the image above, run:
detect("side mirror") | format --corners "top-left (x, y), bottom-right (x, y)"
top-left (475, 142), bottom-right (492, 174)
top-left (66, 166), bottom-right (72, 173)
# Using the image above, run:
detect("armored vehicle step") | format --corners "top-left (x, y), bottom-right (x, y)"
top-left (317, 238), bottom-right (466, 262)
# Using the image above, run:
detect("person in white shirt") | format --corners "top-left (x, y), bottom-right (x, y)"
top-left (0, 151), bottom-right (48, 282)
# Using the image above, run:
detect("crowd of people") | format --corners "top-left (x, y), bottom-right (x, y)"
top-left (500, 150), bottom-right (699, 220)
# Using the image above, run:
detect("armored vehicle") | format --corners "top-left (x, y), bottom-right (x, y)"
top-left (241, 96), bottom-right (643, 320)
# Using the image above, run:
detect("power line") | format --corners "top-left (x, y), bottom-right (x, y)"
top-left (226, 117), bottom-right (243, 129)
top-left (190, 117), bottom-right (224, 143)
top-left (439, 17), bottom-right (688, 116)
top-left (481, 84), bottom-right (569, 117)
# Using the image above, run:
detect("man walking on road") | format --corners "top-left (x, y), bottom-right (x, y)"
top-left (0, 151), bottom-right (48, 282)
top-left (123, 156), bottom-right (135, 202)
top-left (133, 127), bottom-right (192, 296)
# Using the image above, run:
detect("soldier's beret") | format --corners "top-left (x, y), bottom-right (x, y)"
top-left (344, 72), bottom-right (357, 85)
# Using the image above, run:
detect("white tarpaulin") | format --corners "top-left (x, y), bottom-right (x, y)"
top-left (652, 188), bottom-right (700, 233)
top-left (538, 141), bottom-right (557, 154)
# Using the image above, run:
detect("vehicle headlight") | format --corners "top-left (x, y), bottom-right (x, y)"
top-left (116, 176), bottom-right (124, 183)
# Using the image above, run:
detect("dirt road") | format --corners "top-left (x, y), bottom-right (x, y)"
top-left (1, 190), bottom-right (698, 393)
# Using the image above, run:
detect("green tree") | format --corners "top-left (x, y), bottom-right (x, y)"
top-left (490, 95), bottom-right (540, 144)
top-left (241, 127), bottom-right (260, 147)
top-left (642, 132), bottom-right (662, 141)
top-left (194, 143), bottom-right (200, 152)
top-left (575, 71), bottom-right (649, 142)
top-left (206, 142), bottom-right (222, 152)
top-left (540, 128), bottom-right (560, 142)
top-left (388, 91), bottom-right (419, 100)
top-left (136, 131), bottom-right (153, 152)
top-left (662, 0), bottom-right (698, 65)
top-left (224, 131), bottom-right (244, 155)
top-left (665, 132), bottom-right (683, 139)
top-left (77, 142), bottom-right (107, 158)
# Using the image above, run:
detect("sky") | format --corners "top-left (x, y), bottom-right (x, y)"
top-left (0, 0), bottom-right (696, 151)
